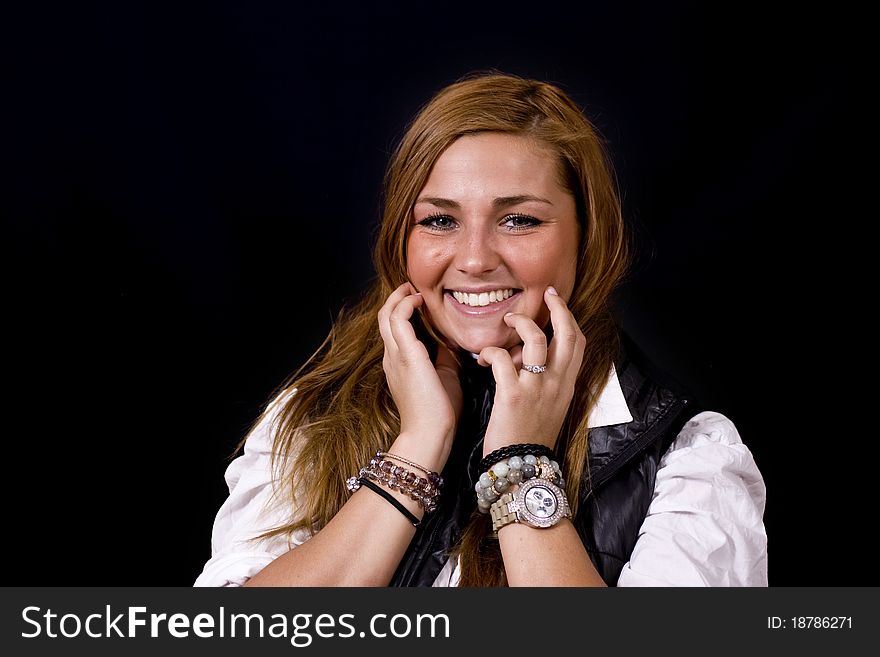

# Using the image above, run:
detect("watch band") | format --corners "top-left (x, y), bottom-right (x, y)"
top-left (490, 492), bottom-right (517, 532)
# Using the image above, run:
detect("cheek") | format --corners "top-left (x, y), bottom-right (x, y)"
top-left (555, 250), bottom-right (579, 297)
top-left (541, 230), bottom-right (579, 292)
top-left (516, 252), bottom-right (554, 283)
top-left (515, 238), bottom-right (578, 325)
top-left (515, 244), bottom-right (575, 287)
top-left (406, 237), bottom-right (446, 287)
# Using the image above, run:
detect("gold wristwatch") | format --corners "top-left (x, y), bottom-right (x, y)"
top-left (490, 477), bottom-right (571, 532)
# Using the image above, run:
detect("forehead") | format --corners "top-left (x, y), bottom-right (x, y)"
top-left (419, 133), bottom-right (564, 199)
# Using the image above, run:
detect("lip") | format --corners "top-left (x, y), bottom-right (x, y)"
top-left (444, 290), bottom-right (521, 316)
top-left (445, 286), bottom-right (520, 295)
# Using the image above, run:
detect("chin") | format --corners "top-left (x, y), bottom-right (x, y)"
top-left (452, 332), bottom-right (517, 355)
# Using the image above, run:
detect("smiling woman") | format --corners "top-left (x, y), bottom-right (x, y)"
top-left (408, 133), bottom-right (580, 354)
top-left (194, 72), bottom-right (768, 587)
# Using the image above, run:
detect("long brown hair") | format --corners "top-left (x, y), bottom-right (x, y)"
top-left (247, 71), bottom-right (629, 586)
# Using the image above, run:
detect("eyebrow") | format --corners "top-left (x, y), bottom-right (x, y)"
top-left (415, 194), bottom-right (554, 209)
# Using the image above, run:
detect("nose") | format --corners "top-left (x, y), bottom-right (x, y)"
top-left (454, 226), bottom-right (501, 275)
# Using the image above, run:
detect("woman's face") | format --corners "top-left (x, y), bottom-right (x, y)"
top-left (406, 132), bottom-right (580, 355)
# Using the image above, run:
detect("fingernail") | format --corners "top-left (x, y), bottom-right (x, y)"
top-left (504, 312), bottom-right (513, 317)
top-left (547, 286), bottom-right (558, 296)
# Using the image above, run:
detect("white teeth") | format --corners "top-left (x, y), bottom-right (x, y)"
top-left (451, 288), bottom-right (514, 307)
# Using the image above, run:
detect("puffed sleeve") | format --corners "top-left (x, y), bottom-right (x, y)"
top-left (193, 389), bottom-right (312, 586)
top-left (616, 411), bottom-right (768, 586)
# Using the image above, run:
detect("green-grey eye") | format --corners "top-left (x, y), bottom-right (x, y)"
top-left (417, 214), bottom-right (456, 231)
top-left (503, 214), bottom-right (542, 230)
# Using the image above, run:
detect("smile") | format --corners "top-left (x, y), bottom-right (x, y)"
top-left (450, 288), bottom-right (515, 307)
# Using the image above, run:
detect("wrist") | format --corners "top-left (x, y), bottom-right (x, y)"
top-left (391, 431), bottom-right (452, 473)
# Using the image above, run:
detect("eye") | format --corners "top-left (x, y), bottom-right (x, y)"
top-left (416, 213), bottom-right (456, 231)
top-left (502, 214), bottom-right (542, 231)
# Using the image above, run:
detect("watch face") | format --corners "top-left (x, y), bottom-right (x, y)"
top-left (524, 485), bottom-right (558, 518)
top-left (516, 478), bottom-right (567, 528)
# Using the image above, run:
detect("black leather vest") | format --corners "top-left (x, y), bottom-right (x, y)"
top-left (390, 334), bottom-right (699, 586)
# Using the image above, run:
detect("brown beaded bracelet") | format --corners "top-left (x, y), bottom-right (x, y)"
top-left (365, 461), bottom-right (441, 513)
top-left (346, 454), bottom-right (442, 513)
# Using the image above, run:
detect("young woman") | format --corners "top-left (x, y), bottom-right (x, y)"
top-left (195, 72), bottom-right (767, 587)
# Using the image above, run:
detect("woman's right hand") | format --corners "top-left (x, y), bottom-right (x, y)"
top-left (378, 282), bottom-right (462, 470)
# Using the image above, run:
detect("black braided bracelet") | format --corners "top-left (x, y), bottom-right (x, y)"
top-left (480, 443), bottom-right (556, 472)
top-left (357, 477), bottom-right (421, 527)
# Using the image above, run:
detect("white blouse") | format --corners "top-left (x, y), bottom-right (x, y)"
top-left (194, 370), bottom-right (768, 587)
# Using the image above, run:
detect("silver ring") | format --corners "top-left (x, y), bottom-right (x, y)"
top-left (521, 364), bottom-right (547, 374)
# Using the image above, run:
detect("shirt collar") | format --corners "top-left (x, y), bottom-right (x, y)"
top-left (587, 364), bottom-right (633, 428)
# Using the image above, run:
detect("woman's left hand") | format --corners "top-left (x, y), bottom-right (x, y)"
top-left (478, 286), bottom-right (586, 456)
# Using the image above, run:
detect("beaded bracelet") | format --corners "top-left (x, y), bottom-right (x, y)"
top-left (346, 453), bottom-right (443, 513)
top-left (474, 454), bottom-right (564, 514)
top-left (347, 465), bottom-right (440, 514)
top-left (479, 443), bottom-right (556, 473)
top-left (365, 460), bottom-right (442, 513)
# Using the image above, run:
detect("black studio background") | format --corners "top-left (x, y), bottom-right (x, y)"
top-left (3, 1), bottom-right (867, 585)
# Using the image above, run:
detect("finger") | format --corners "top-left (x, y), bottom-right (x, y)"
top-left (502, 312), bottom-right (548, 370)
top-left (378, 283), bottom-right (417, 351)
top-left (477, 346), bottom-right (519, 389)
top-left (507, 343), bottom-right (523, 370)
top-left (543, 286), bottom-right (585, 374)
top-left (435, 343), bottom-right (463, 421)
top-left (388, 293), bottom-right (427, 361)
